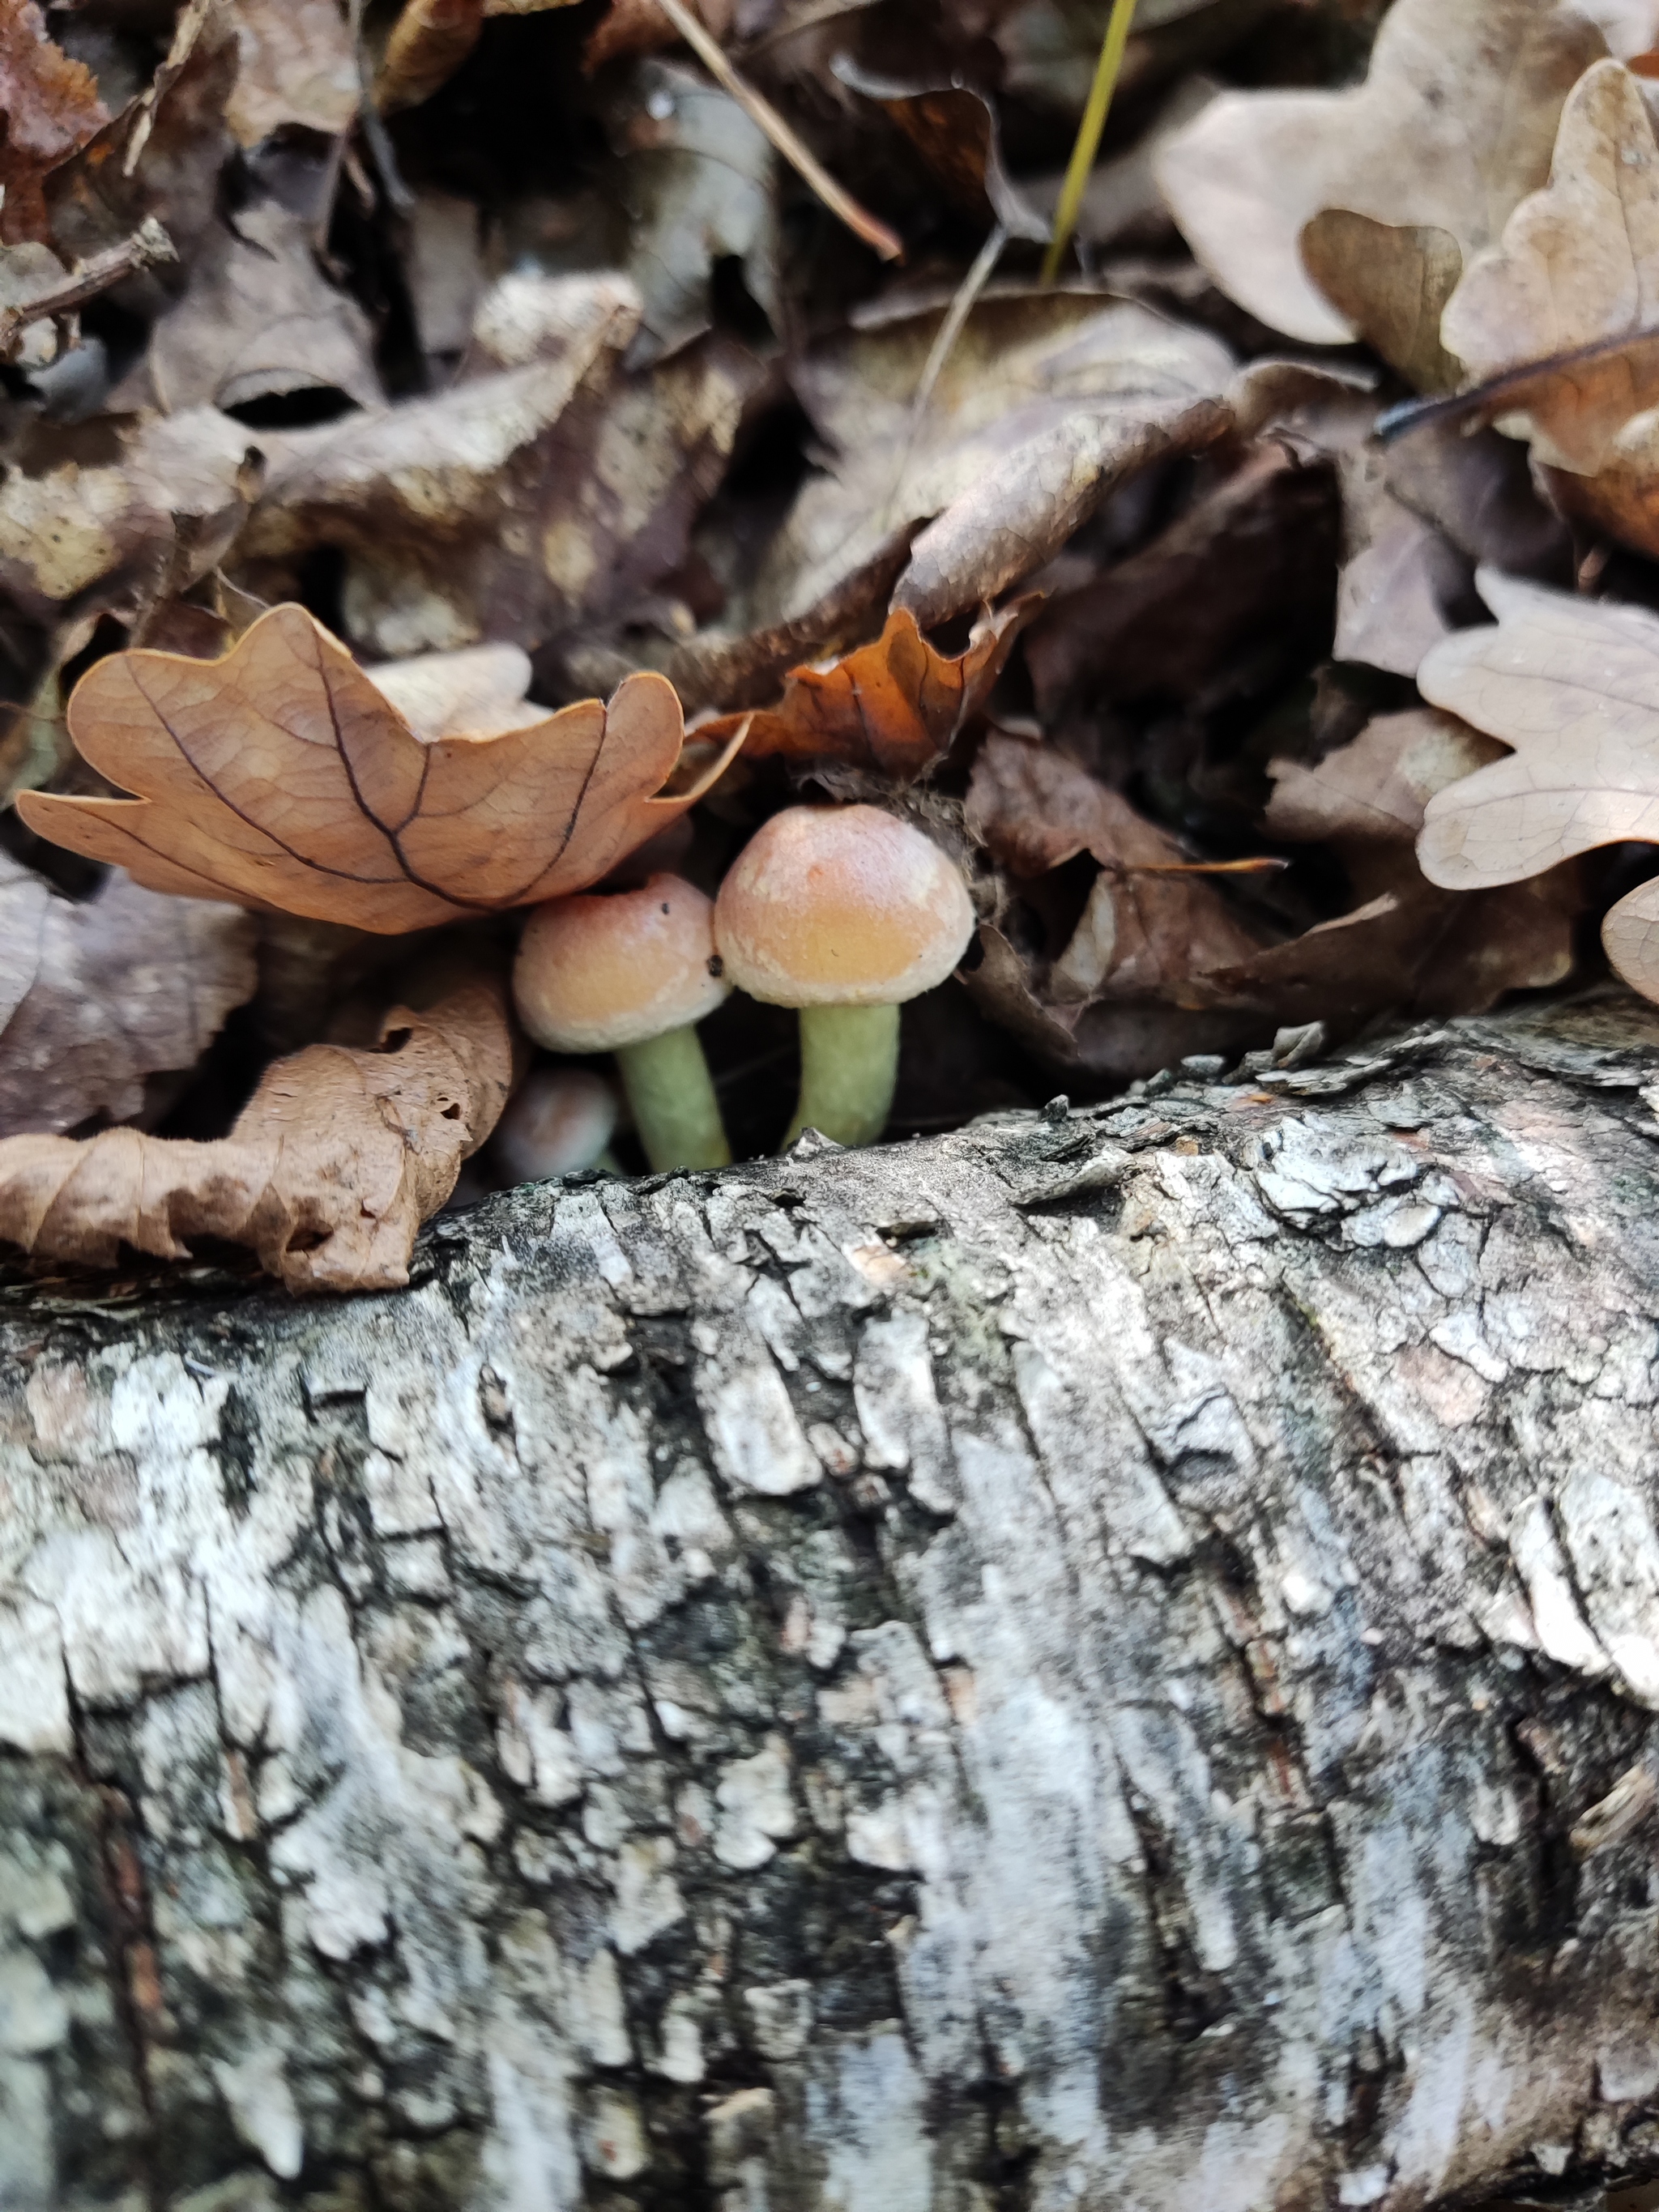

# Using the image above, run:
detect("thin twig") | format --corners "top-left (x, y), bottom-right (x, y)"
top-left (0, 219), bottom-right (176, 360)
top-left (651, 0), bottom-right (902, 262)
top-left (350, 0), bottom-right (416, 215)
top-left (1040, 0), bottom-right (1137, 285)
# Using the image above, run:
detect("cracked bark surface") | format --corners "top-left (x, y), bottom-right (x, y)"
top-left (6, 991), bottom-right (1659, 2212)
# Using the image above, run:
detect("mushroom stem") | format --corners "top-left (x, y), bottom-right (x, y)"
top-left (784, 1002), bottom-right (901, 1150)
top-left (615, 1025), bottom-right (731, 1172)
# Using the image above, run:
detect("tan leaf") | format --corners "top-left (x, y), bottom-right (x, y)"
top-left (376, 0), bottom-right (484, 113)
top-left (0, 2), bottom-right (107, 245)
top-left (1415, 569), bottom-right (1659, 995)
top-left (228, 0), bottom-right (360, 145)
top-left (16, 603), bottom-right (741, 935)
top-left (1333, 446), bottom-right (1470, 680)
top-left (585, 0), bottom-right (731, 70)
top-left (0, 977), bottom-right (514, 1292)
top-left (1440, 59), bottom-right (1659, 556)
top-left (757, 292), bottom-right (1236, 633)
top-left (695, 603), bottom-right (1030, 783)
top-left (0, 850), bottom-right (258, 1138)
top-left (1154, 0), bottom-right (1604, 344)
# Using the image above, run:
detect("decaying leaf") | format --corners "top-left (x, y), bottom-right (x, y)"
top-left (833, 61), bottom-right (1049, 243)
top-left (601, 61), bottom-right (778, 368)
top-left (1416, 569), bottom-right (1659, 1001)
top-left (968, 733), bottom-right (1270, 1005)
top-left (228, 0), bottom-right (360, 145)
top-left (235, 269), bottom-right (763, 658)
top-left (0, 2), bottom-right (108, 245)
top-left (1154, 0), bottom-right (1604, 345)
top-left (19, 603), bottom-right (741, 933)
top-left (586, 0), bottom-right (733, 71)
top-left (1299, 211), bottom-right (1465, 394)
top-left (1237, 705), bottom-right (1577, 1021)
top-left (1333, 445), bottom-right (1470, 680)
top-left (0, 408), bottom-right (262, 629)
top-left (695, 601), bottom-right (1030, 782)
top-left (124, 198), bottom-right (381, 415)
top-left (1439, 59), bottom-right (1659, 559)
top-left (0, 977), bottom-right (514, 1292)
top-left (0, 850), bottom-right (258, 1140)
top-left (755, 292), bottom-right (1236, 633)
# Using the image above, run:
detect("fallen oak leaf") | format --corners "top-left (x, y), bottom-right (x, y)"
top-left (693, 601), bottom-right (1033, 782)
top-left (1416, 569), bottom-right (1659, 1000)
top-left (0, 849), bottom-right (258, 1138)
top-left (16, 603), bottom-right (744, 934)
top-left (0, 976), bottom-right (514, 1293)
top-left (1154, 0), bottom-right (1604, 345)
top-left (1439, 59), bottom-right (1659, 559)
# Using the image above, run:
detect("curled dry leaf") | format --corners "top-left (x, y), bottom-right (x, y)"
top-left (17, 603), bottom-right (743, 934)
top-left (376, 0), bottom-right (487, 113)
top-left (760, 293), bottom-right (1236, 633)
top-left (586, 0), bottom-right (732, 71)
top-left (695, 601), bottom-right (1031, 782)
top-left (0, 2), bottom-right (108, 245)
top-left (834, 60), bottom-right (1049, 242)
top-left (1440, 59), bottom-right (1659, 559)
top-left (1416, 570), bottom-right (1659, 1002)
top-left (0, 850), bottom-right (258, 1139)
top-left (1154, 0), bottom-right (1604, 346)
top-left (1333, 445), bottom-right (1470, 680)
top-left (0, 978), bottom-right (514, 1293)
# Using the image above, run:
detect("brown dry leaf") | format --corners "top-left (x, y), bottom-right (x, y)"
top-left (0, 977), bottom-right (514, 1292)
top-left (1299, 212), bottom-right (1465, 394)
top-left (1154, 0), bottom-right (1605, 346)
top-left (1333, 445), bottom-right (1470, 680)
top-left (1218, 703), bottom-right (1579, 1021)
top-left (1439, 59), bottom-right (1659, 558)
top-left (122, 198), bottom-right (381, 414)
top-left (695, 601), bottom-right (1030, 782)
top-left (833, 62), bottom-right (1048, 242)
top-left (235, 269), bottom-right (764, 658)
top-left (1416, 569), bottom-right (1659, 1000)
top-left (967, 733), bottom-right (1269, 1006)
top-left (0, 408), bottom-right (262, 630)
top-left (0, 850), bottom-right (258, 1139)
top-left (0, 2), bottom-right (108, 245)
top-left (18, 603), bottom-right (741, 934)
top-left (377, 0), bottom-right (486, 113)
top-left (228, 0), bottom-right (360, 145)
top-left (757, 292), bottom-right (1236, 633)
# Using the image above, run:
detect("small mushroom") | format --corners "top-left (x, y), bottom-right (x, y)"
top-left (714, 804), bottom-right (975, 1149)
top-left (493, 1067), bottom-right (620, 1185)
top-left (514, 875), bottom-right (731, 1172)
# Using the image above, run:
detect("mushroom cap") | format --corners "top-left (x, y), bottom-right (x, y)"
top-left (714, 805), bottom-right (975, 1008)
top-left (514, 874), bottom-right (729, 1052)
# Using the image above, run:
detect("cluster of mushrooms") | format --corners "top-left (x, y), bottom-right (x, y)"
top-left (497, 804), bottom-right (975, 1182)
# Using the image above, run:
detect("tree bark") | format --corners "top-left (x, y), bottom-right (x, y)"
top-left (6, 989), bottom-right (1659, 2212)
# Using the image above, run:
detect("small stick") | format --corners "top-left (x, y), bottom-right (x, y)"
top-left (1040, 0), bottom-right (1138, 285)
top-left (0, 219), bottom-right (176, 360)
top-left (650, 0), bottom-right (902, 262)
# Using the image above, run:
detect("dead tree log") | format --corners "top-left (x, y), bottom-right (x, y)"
top-left (6, 991), bottom-right (1659, 2212)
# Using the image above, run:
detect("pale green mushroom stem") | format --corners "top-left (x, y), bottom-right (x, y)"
top-left (615, 1025), bottom-right (731, 1173)
top-left (783, 1001), bottom-right (900, 1150)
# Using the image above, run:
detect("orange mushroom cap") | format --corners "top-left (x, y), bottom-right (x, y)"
top-left (514, 874), bottom-right (729, 1052)
top-left (714, 805), bottom-right (975, 1008)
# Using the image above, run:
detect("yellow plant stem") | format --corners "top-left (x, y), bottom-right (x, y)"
top-left (1041, 0), bottom-right (1139, 285)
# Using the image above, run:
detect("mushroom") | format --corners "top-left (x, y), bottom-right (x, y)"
top-left (493, 1067), bottom-right (620, 1185)
top-left (513, 875), bottom-right (731, 1171)
top-left (714, 804), bottom-right (975, 1149)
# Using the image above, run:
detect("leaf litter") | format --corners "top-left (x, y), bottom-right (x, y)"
top-left (1, 0), bottom-right (1657, 1291)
